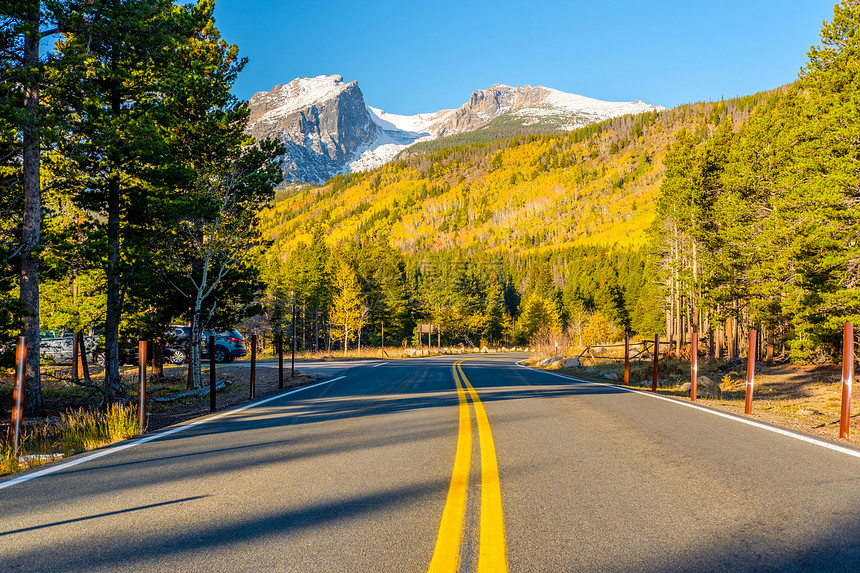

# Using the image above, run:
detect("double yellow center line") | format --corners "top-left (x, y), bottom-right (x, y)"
top-left (428, 359), bottom-right (507, 573)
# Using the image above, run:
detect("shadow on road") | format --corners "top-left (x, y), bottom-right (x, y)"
top-left (0, 496), bottom-right (207, 537)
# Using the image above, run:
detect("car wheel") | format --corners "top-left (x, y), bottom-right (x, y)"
top-left (169, 349), bottom-right (186, 365)
top-left (94, 352), bottom-right (106, 367)
top-left (213, 347), bottom-right (228, 363)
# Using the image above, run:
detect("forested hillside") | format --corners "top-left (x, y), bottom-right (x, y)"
top-left (259, 91), bottom-right (774, 351)
top-left (262, 96), bottom-right (766, 256)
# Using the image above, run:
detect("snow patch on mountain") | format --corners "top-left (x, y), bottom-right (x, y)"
top-left (507, 87), bottom-right (664, 130)
top-left (367, 106), bottom-right (451, 137)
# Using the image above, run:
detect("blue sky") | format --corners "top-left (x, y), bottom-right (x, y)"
top-left (213, 0), bottom-right (838, 114)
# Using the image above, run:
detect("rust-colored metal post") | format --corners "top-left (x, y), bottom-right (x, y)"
top-left (278, 334), bottom-right (284, 390)
top-left (690, 332), bottom-right (698, 401)
top-left (840, 323), bottom-right (854, 440)
top-left (652, 334), bottom-right (659, 392)
top-left (209, 335), bottom-right (216, 413)
top-left (291, 304), bottom-right (297, 378)
top-left (745, 329), bottom-right (757, 414)
top-left (250, 334), bottom-right (257, 399)
top-left (138, 340), bottom-right (147, 433)
top-left (623, 332), bottom-right (630, 386)
top-left (10, 336), bottom-right (26, 457)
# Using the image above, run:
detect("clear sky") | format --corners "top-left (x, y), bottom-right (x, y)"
top-left (212, 0), bottom-right (838, 115)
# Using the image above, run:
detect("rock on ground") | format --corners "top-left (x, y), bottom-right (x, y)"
top-left (680, 376), bottom-right (722, 399)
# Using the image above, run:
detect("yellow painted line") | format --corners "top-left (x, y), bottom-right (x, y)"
top-left (428, 361), bottom-right (472, 573)
top-left (458, 360), bottom-right (508, 573)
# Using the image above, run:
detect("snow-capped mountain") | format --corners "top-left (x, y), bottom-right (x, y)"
top-left (246, 75), bottom-right (664, 184)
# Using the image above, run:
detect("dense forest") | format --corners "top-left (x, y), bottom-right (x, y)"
top-left (1, 0), bottom-right (283, 414)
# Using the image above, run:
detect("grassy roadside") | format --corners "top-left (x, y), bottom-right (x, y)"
top-left (527, 356), bottom-right (859, 446)
top-left (0, 361), bottom-right (316, 477)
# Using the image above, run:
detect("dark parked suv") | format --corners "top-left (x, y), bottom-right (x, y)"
top-left (203, 329), bottom-right (247, 363)
top-left (167, 326), bottom-right (246, 364)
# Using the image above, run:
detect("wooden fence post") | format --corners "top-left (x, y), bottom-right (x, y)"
top-left (652, 334), bottom-right (659, 392)
top-left (250, 334), bottom-right (257, 400)
top-left (690, 332), bottom-right (698, 401)
top-left (138, 340), bottom-right (147, 433)
top-left (624, 333), bottom-right (630, 386)
top-left (209, 335), bottom-right (217, 413)
top-left (10, 336), bottom-right (26, 457)
top-left (278, 334), bottom-right (284, 390)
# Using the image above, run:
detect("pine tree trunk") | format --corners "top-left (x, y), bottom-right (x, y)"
top-left (731, 308), bottom-right (739, 360)
top-left (188, 304), bottom-right (203, 392)
top-left (104, 168), bottom-right (123, 401)
top-left (103, 77), bottom-right (126, 403)
top-left (727, 317), bottom-right (735, 360)
top-left (757, 325), bottom-right (762, 362)
top-left (70, 331), bottom-right (79, 384)
top-left (765, 328), bottom-right (774, 364)
top-left (715, 323), bottom-right (723, 360)
top-left (673, 222), bottom-right (680, 352)
top-left (151, 342), bottom-right (163, 378)
top-left (21, 3), bottom-right (43, 416)
top-left (665, 307), bottom-right (671, 342)
top-left (77, 332), bottom-right (92, 382)
top-left (71, 275), bottom-right (81, 379)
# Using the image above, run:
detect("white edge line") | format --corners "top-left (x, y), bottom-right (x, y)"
top-left (0, 376), bottom-right (347, 491)
top-left (371, 362), bottom-right (387, 368)
top-left (515, 361), bottom-right (860, 460)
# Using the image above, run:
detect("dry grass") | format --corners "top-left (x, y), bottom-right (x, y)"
top-left (57, 404), bottom-right (141, 452)
top-left (544, 357), bottom-right (859, 445)
top-left (1, 403), bottom-right (141, 476)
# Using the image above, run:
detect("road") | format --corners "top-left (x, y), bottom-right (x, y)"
top-left (2, 354), bottom-right (859, 572)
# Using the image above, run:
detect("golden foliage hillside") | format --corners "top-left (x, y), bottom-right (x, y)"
top-left (261, 94), bottom-right (772, 259)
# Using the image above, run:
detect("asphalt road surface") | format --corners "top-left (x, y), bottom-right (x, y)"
top-left (2, 354), bottom-right (859, 572)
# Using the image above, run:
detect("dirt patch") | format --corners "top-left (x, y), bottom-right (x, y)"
top-left (146, 366), bottom-right (316, 432)
top-left (549, 359), bottom-right (859, 446)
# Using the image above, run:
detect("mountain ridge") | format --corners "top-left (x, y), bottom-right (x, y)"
top-left (246, 75), bottom-right (665, 184)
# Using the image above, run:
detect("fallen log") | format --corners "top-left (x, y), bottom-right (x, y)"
top-left (151, 379), bottom-right (232, 402)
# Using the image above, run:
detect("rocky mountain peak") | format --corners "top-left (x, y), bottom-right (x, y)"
top-left (439, 84), bottom-right (554, 137)
top-left (247, 75), bottom-right (377, 183)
